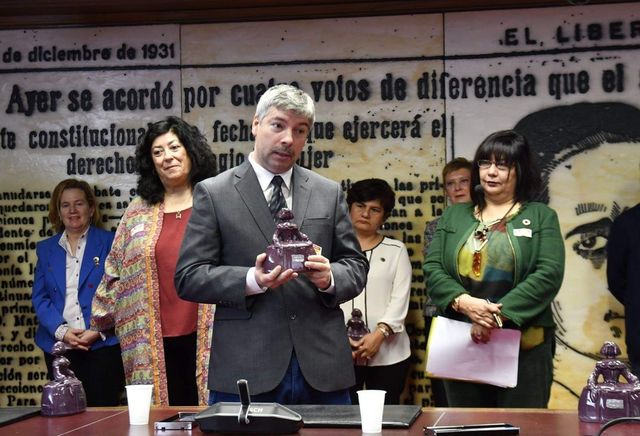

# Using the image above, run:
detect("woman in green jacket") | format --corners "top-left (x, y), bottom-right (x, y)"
top-left (424, 130), bottom-right (565, 408)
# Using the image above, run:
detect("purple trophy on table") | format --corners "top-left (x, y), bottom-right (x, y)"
top-left (578, 341), bottom-right (640, 422)
top-left (41, 341), bottom-right (87, 416)
top-left (263, 208), bottom-right (317, 273)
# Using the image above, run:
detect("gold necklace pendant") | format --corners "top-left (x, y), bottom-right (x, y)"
top-left (472, 251), bottom-right (482, 277)
top-left (472, 202), bottom-right (517, 278)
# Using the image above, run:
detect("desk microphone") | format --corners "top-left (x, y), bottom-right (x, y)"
top-left (238, 379), bottom-right (251, 424)
top-left (195, 379), bottom-right (302, 434)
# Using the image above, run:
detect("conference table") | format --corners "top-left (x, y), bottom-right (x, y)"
top-left (2, 406), bottom-right (639, 435)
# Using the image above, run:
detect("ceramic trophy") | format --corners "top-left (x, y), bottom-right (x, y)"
top-left (346, 308), bottom-right (370, 366)
top-left (578, 341), bottom-right (640, 422)
top-left (263, 208), bottom-right (317, 272)
top-left (41, 341), bottom-right (87, 416)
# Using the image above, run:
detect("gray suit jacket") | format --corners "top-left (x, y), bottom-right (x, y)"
top-left (175, 161), bottom-right (368, 394)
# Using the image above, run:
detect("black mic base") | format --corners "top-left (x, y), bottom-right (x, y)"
top-left (195, 402), bottom-right (303, 434)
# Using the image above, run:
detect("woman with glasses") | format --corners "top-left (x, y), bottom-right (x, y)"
top-left (423, 130), bottom-right (564, 408)
top-left (422, 157), bottom-right (472, 406)
top-left (341, 178), bottom-right (412, 405)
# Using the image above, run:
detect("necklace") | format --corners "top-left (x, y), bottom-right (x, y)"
top-left (174, 206), bottom-right (192, 220)
top-left (471, 202), bottom-right (517, 277)
top-left (167, 195), bottom-right (192, 220)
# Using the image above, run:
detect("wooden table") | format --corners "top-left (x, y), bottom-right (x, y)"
top-left (1, 406), bottom-right (639, 435)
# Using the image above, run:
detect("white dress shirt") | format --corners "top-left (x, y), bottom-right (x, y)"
top-left (54, 229), bottom-right (89, 342)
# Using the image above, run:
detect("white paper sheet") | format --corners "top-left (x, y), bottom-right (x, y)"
top-left (425, 316), bottom-right (522, 388)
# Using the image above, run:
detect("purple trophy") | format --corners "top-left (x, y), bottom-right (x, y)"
top-left (346, 308), bottom-right (370, 366)
top-left (578, 341), bottom-right (640, 422)
top-left (41, 341), bottom-right (87, 416)
top-left (263, 208), bottom-right (317, 273)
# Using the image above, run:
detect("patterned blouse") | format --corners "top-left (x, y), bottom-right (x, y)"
top-left (91, 196), bottom-right (213, 406)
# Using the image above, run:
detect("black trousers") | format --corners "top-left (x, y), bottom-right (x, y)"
top-left (350, 357), bottom-right (411, 405)
top-left (44, 343), bottom-right (125, 407)
top-left (163, 332), bottom-right (198, 406)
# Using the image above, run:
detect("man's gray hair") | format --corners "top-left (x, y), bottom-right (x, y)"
top-left (255, 84), bottom-right (315, 126)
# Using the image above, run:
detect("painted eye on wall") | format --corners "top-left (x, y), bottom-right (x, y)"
top-left (568, 231), bottom-right (608, 269)
top-left (565, 217), bottom-right (611, 269)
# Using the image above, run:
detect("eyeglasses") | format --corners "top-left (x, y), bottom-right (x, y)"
top-left (477, 159), bottom-right (510, 171)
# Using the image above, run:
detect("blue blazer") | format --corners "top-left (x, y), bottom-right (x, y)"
top-left (32, 226), bottom-right (118, 354)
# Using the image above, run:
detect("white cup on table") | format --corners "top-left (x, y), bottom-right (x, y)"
top-left (125, 384), bottom-right (153, 425)
top-left (357, 389), bottom-right (386, 433)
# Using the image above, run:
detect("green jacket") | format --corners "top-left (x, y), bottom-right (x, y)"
top-left (423, 202), bottom-right (565, 329)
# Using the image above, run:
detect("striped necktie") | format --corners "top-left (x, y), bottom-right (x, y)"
top-left (268, 175), bottom-right (287, 220)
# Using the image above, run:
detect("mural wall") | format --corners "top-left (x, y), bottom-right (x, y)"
top-left (1, 2), bottom-right (639, 408)
top-left (443, 5), bottom-right (640, 407)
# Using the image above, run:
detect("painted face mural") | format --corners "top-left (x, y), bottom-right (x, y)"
top-left (548, 142), bottom-right (639, 400)
top-left (515, 102), bottom-right (640, 406)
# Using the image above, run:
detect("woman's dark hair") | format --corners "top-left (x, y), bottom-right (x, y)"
top-left (135, 116), bottom-right (217, 204)
top-left (49, 178), bottom-right (101, 233)
top-left (346, 178), bottom-right (395, 219)
top-left (471, 129), bottom-right (541, 210)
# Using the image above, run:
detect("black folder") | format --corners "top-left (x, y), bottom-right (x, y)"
top-left (287, 404), bottom-right (421, 428)
top-left (0, 407), bottom-right (40, 427)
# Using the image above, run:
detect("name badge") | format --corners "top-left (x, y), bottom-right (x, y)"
top-left (513, 228), bottom-right (532, 238)
top-left (130, 223), bottom-right (145, 236)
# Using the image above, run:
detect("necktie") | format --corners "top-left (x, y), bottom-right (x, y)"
top-left (268, 175), bottom-right (287, 220)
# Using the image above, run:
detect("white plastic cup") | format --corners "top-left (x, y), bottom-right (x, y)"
top-left (357, 389), bottom-right (386, 433)
top-left (125, 384), bottom-right (153, 425)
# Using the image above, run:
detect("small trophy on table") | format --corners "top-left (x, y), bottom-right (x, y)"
top-left (578, 341), bottom-right (640, 422)
top-left (41, 341), bottom-right (87, 416)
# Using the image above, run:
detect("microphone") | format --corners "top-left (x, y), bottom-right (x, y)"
top-left (195, 379), bottom-right (302, 434)
top-left (238, 379), bottom-right (251, 424)
top-left (474, 184), bottom-right (484, 194)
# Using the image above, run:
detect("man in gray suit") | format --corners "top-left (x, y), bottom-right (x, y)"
top-left (175, 84), bottom-right (368, 405)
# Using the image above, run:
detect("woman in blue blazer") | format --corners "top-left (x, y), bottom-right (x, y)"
top-left (32, 178), bottom-right (124, 406)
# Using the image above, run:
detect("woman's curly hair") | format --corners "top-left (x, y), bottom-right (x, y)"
top-left (135, 116), bottom-right (217, 204)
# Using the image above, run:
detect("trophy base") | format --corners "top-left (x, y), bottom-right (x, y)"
top-left (263, 243), bottom-right (316, 272)
top-left (578, 383), bottom-right (640, 422)
top-left (41, 380), bottom-right (87, 416)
